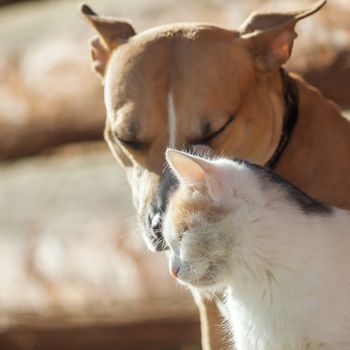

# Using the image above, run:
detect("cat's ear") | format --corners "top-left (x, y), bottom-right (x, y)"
top-left (166, 149), bottom-right (216, 187)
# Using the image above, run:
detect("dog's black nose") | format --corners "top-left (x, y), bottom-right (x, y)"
top-left (148, 205), bottom-right (163, 238)
top-left (150, 212), bottom-right (162, 232)
top-left (146, 165), bottom-right (179, 251)
top-left (147, 202), bottom-right (168, 251)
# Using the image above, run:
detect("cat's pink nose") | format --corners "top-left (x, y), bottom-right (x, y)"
top-left (170, 264), bottom-right (180, 278)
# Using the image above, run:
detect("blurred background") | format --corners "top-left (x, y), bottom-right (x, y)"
top-left (0, 0), bottom-right (349, 349)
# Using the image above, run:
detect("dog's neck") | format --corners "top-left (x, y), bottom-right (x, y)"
top-left (266, 68), bottom-right (299, 169)
top-left (274, 75), bottom-right (350, 207)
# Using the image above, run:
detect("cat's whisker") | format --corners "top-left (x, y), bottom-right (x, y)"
top-left (189, 265), bottom-right (201, 285)
top-left (154, 237), bottom-right (164, 251)
top-left (161, 239), bottom-right (168, 251)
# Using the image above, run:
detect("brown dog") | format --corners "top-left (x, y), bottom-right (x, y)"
top-left (81, 1), bottom-right (350, 348)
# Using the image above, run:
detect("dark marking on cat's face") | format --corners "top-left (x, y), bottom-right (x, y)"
top-left (243, 162), bottom-right (333, 216)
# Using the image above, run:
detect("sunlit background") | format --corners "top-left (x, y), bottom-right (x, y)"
top-left (0, 0), bottom-right (349, 349)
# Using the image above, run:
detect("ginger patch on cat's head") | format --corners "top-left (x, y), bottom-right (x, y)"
top-left (170, 185), bottom-right (226, 239)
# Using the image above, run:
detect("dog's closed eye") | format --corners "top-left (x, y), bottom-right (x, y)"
top-left (116, 137), bottom-right (144, 151)
top-left (111, 121), bottom-right (147, 151)
top-left (113, 128), bottom-right (146, 151)
top-left (196, 115), bottom-right (236, 145)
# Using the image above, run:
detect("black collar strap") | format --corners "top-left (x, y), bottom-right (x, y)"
top-left (266, 68), bottom-right (299, 169)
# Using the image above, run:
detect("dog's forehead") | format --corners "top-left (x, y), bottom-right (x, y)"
top-left (104, 22), bottom-right (254, 147)
top-left (105, 23), bottom-right (250, 103)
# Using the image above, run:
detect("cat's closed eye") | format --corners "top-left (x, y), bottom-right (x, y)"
top-left (177, 223), bottom-right (189, 241)
top-left (177, 230), bottom-right (185, 242)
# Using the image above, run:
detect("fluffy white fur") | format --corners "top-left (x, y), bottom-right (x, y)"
top-left (163, 149), bottom-right (350, 350)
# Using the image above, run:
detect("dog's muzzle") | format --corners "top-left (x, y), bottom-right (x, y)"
top-left (143, 146), bottom-right (210, 252)
top-left (146, 166), bottom-right (179, 251)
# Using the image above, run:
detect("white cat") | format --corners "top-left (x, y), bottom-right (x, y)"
top-left (163, 149), bottom-right (350, 350)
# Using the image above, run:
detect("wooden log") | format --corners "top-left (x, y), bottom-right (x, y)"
top-left (0, 318), bottom-right (201, 350)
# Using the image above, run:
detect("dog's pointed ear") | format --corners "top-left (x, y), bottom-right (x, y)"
top-left (80, 4), bottom-right (136, 78)
top-left (240, 0), bottom-right (326, 71)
